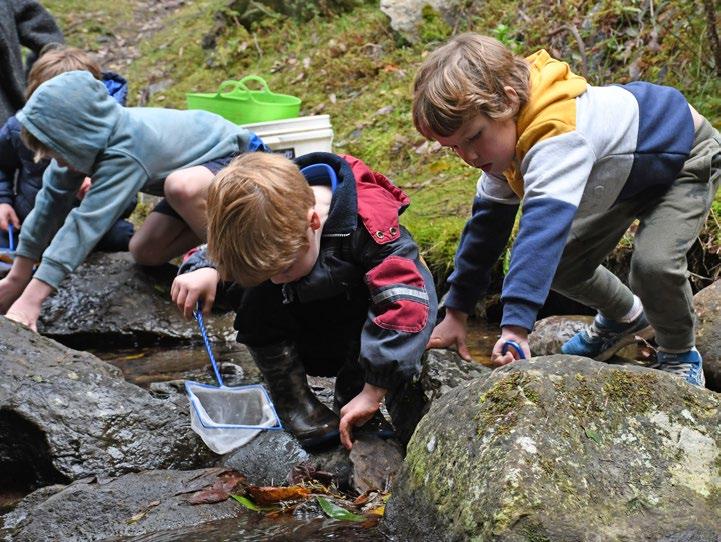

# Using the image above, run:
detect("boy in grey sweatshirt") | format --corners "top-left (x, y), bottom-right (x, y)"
top-left (0, 70), bottom-right (265, 330)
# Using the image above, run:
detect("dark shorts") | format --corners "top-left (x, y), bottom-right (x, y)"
top-left (152, 154), bottom-right (237, 219)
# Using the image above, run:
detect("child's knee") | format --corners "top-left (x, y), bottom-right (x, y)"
top-left (629, 252), bottom-right (686, 288)
top-left (164, 169), bottom-right (210, 204)
top-left (129, 235), bottom-right (165, 266)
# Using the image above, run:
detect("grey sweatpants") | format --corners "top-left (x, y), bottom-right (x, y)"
top-left (552, 119), bottom-right (721, 351)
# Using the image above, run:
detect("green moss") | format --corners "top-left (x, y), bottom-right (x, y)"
top-left (475, 372), bottom-right (540, 436)
top-left (602, 371), bottom-right (658, 415)
top-left (418, 5), bottom-right (452, 43)
top-left (522, 524), bottom-right (552, 542)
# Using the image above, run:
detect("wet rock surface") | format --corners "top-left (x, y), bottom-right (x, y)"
top-left (0, 469), bottom-right (251, 542)
top-left (386, 355), bottom-right (721, 541)
top-left (388, 349), bottom-right (492, 444)
top-left (38, 253), bottom-right (235, 348)
top-left (0, 317), bottom-right (215, 490)
top-left (695, 280), bottom-right (721, 392)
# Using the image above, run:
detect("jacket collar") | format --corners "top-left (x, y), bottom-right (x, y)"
top-left (295, 152), bottom-right (409, 245)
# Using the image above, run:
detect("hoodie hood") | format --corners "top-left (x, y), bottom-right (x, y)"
top-left (17, 70), bottom-right (120, 174)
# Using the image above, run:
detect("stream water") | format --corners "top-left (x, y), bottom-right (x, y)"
top-left (1, 320), bottom-right (499, 540)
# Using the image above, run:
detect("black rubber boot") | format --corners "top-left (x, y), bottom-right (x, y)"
top-left (248, 342), bottom-right (339, 449)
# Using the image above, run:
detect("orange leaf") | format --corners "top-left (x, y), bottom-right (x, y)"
top-left (247, 485), bottom-right (310, 505)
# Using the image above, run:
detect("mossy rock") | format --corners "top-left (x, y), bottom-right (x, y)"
top-left (386, 355), bottom-right (721, 541)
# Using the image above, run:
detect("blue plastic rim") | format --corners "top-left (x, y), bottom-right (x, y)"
top-left (185, 380), bottom-right (283, 430)
top-left (501, 339), bottom-right (526, 360)
top-left (300, 163), bottom-right (338, 193)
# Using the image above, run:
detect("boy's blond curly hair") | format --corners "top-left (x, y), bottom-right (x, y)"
top-left (412, 33), bottom-right (531, 138)
top-left (207, 152), bottom-right (315, 287)
top-left (25, 44), bottom-right (102, 100)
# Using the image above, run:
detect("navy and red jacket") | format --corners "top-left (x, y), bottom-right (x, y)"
top-left (181, 152), bottom-right (438, 390)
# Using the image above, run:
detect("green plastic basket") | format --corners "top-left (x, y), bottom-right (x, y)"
top-left (186, 76), bottom-right (301, 125)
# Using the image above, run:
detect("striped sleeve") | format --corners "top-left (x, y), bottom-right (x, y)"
top-left (500, 132), bottom-right (595, 330)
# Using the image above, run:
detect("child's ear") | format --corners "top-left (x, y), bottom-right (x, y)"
top-left (308, 209), bottom-right (321, 231)
top-left (504, 86), bottom-right (520, 114)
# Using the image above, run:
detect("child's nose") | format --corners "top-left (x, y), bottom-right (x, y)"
top-left (456, 144), bottom-right (478, 163)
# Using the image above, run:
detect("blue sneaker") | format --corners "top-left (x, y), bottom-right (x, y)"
top-left (561, 312), bottom-right (654, 361)
top-left (651, 348), bottom-right (706, 387)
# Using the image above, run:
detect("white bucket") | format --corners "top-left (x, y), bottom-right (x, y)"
top-left (242, 114), bottom-right (333, 159)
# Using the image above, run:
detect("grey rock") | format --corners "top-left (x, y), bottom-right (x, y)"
top-left (695, 280), bottom-right (721, 392)
top-left (349, 433), bottom-right (403, 494)
top-left (530, 315), bottom-right (593, 356)
top-left (531, 314), bottom-right (642, 364)
top-left (1, 469), bottom-right (249, 542)
top-left (0, 317), bottom-right (215, 488)
top-left (386, 355), bottom-right (721, 541)
top-left (380, 0), bottom-right (462, 42)
top-left (390, 348), bottom-right (492, 444)
top-left (221, 430), bottom-right (311, 486)
top-left (38, 253), bottom-right (236, 348)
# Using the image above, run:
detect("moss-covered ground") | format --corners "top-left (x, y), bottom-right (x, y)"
top-left (44, 0), bottom-right (721, 285)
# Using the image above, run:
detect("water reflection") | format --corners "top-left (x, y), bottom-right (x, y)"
top-left (110, 515), bottom-right (385, 542)
top-left (465, 318), bottom-right (499, 367)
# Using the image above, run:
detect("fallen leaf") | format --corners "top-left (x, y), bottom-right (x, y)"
top-left (247, 485), bottom-right (310, 505)
top-left (316, 496), bottom-right (365, 522)
top-left (187, 470), bottom-right (247, 505)
top-left (127, 500), bottom-right (160, 524)
top-left (583, 426), bottom-right (601, 444)
top-left (231, 494), bottom-right (277, 512)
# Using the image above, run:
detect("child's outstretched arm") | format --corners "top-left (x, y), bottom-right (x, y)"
top-left (431, 184), bottom-right (519, 360)
top-left (341, 225), bottom-right (438, 449)
top-left (7, 156), bottom-right (147, 331)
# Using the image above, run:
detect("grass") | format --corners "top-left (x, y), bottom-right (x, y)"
top-left (44, 0), bottom-right (721, 285)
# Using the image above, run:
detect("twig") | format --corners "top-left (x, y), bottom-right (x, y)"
top-left (547, 24), bottom-right (588, 76)
top-left (702, 0), bottom-right (721, 76)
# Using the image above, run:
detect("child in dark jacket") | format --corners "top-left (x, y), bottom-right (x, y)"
top-left (172, 152), bottom-right (437, 450)
top-left (0, 46), bottom-right (135, 251)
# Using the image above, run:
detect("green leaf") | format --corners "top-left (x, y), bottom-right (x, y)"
top-left (584, 426), bottom-right (601, 444)
top-left (231, 494), bottom-right (276, 512)
top-left (316, 496), bottom-right (365, 522)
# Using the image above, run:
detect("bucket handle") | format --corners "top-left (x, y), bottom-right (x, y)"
top-left (236, 75), bottom-right (272, 95)
top-left (215, 79), bottom-right (249, 98)
top-left (215, 76), bottom-right (274, 104)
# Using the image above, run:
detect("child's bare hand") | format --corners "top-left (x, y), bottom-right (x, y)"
top-left (0, 203), bottom-right (20, 231)
top-left (426, 308), bottom-right (471, 360)
top-left (490, 325), bottom-right (531, 366)
top-left (76, 177), bottom-right (92, 200)
top-left (170, 268), bottom-right (220, 319)
top-left (339, 383), bottom-right (387, 450)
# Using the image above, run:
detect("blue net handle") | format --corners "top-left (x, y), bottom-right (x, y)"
top-left (194, 303), bottom-right (224, 387)
top-left (7, 223), bottom-right (14, 252)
